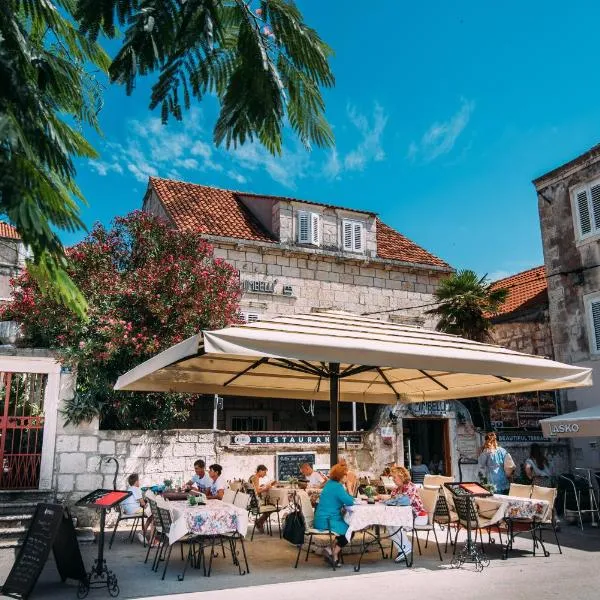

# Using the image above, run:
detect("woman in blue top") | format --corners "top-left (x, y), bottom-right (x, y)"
top-left (478, 432), bottom-right (513, 495)
top-left (314, 463), bottom-right (355, 567)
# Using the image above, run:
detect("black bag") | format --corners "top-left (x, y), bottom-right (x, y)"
top-left (282, 510), bottom-right (305, 546)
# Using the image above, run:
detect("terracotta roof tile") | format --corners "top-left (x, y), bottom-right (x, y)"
top-left (490, 266), bottom-right (548, 317)
top-left (0, 222), bottom-right (20, 240)
top-left (149, 177), bottom-right (275, 243)
top-left (148, 177), bottom-right (451, 269)
top-left (376, 222), bottom-right (451, 268)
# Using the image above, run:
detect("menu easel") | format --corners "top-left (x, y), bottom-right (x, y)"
top-left (76, 489), bottom-right (131, 598)
top-left (444, 482), bottom-right (492, 571)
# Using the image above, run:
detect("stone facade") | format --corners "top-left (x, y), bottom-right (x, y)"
top-left (492, 310), bottom-right (554, 358)
top-left (534, 144), bottom-right (600, 467)
top-left (143, 188), bottom-right (451, 326)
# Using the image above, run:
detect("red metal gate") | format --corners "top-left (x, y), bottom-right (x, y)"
top-left (0, 372), bottom-right (46, 489)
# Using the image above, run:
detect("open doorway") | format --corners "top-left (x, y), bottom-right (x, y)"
top-left (403, 418), bottom-right (451, 476)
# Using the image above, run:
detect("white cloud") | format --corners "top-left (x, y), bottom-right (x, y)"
top-left (409, 98), bottom-right (475, 162)
top-left (227, 170), bottom-right (247, 184)
top-left (322, 103), bottom-right (388, 180)
top-left (230, 142), bottom-right (309, 189)
top-left (88, 161), bottom-right (123, 176)
top-left (486, 270), bottom-right (511, 283)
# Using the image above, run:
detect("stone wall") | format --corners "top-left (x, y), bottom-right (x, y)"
top-left (492, 311), bottom-right (554, 358)
top-left (535, 150), bottom-right (600, 365)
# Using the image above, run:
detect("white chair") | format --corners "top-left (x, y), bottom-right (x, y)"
top-left (291, 490), bottom-right (338, 571)
top-left (508, 483), bottom-right (532, 498)
top-left (531, 485), bottom-right (561, 554)
top-left (412, 487), bottom-right (443, 563)
top-left (223, 488), bottom-right (237, 504)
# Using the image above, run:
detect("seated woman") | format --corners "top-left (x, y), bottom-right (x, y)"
top-left (524, 443), bottom-right (552, 487)
top-left (383, 466), bottom-right (425, 561)
top-left (313, 463), bottom-right (355, 567)
top-left (249, 464), bottom-right (275, 533)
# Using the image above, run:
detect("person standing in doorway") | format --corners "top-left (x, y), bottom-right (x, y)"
top-left (478, 432), bottom-right (514, 495)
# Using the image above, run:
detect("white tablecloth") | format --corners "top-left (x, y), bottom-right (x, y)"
top-left (343, 503), bottom-right (413, 541)
top-left (168, 500), bottom-right (249, 545)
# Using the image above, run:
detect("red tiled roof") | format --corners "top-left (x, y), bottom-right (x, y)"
top-left (149, 177), bottom-right (275, 243)
top-left (0, 222), bottom-right (20, 240)
top-left (148, 177), bottom-right (451, 268)
top-left (376, 222), bottom-right (451, 268)
top-left (490, 266), bottom-right (548, 316)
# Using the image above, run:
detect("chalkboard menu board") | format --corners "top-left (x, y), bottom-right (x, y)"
top-left (2, 504), bottom-right (87, 600)
top-left (277, 452), bottom-right (316, 482)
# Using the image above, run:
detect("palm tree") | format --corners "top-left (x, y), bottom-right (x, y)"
top-left (0, 0), bottom-right (110, 315)
top-left (427, 270), bottom-right (508, 342)
top-left (427, 270), bottom-right (508, 430)
top-left (75, 0), bottom-right (335, 154)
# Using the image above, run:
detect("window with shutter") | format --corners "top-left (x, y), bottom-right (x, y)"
top-left (297, 212), bottom-right (310, 243)
top-left (342, 219), bottom-right (365, 253)
top-left (343, 220), bottom-right (353, 251)
top-left (297, 211), bottom-right (320, 245)
top-left (585, 293), bottom-right (600, 355)
top-left (572, 178), bottom-right (600, 240)
top-left (311, 213), bottom-right (320, 245)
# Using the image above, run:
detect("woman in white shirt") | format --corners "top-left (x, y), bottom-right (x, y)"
top-left (524, 443), bottom-right (552, 487)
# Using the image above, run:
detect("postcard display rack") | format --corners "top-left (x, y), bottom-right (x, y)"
top-left (444, 482), bottom-right (492, 572)
top-left (76, 489), bottom-right (131, 597)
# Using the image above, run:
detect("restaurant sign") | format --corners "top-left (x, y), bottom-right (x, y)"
top-left (496, 432), bottom-right (551, 443)
top-left (230, 433), bottom-right (363, 446)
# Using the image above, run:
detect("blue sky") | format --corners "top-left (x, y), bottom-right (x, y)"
top-left (71, 0), bottom-right (600, 280)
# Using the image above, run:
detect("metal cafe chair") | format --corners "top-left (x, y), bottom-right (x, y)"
top-left (108, 500), bottom-right (145, 549)
top-left (559, 473), bottom-right (600, 530)
top-left (531, 485), bottom-right (561, 554)
top-left (247, 488), bottom-right (282, 541)
top-left (291, 490), bottom-right (339, 571)
top-left (412, 487), bottom-right (443, 562)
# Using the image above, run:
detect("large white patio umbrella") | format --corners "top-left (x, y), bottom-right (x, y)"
top-left (115, 311), bottom-right (592, 464)
top-left (540, 405), bottom-right (600, 438)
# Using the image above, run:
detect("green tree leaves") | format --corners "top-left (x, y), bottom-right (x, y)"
top-left (76, 0), bottom-right (335, 154)
top-left (0, 0), bottom-right (110, 316)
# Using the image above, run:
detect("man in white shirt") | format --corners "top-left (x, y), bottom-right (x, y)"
top-left (206, 464), bottom-right (226, 500)
top-left (186, 459), bottom-right (212, 494)
top-left (300, 463), bottom-right (327, 488)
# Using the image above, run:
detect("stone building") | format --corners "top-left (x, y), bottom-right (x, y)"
top-left (486, 267), bottom-right (567, 474)
top-left (138, 176), bottom-right (480, 479)
top-left (533, 143), bottom-right (600, 468)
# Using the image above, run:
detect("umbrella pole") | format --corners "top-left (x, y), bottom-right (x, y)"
top-left (329, 363), bottom-right (340, 467)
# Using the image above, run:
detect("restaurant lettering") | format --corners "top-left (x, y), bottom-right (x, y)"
top-left (243, 280), bottom-right (274, 293)
top-left (230, 433), bottom-right (363, 446)
top-left (550, 423), bottom-right (580, 434)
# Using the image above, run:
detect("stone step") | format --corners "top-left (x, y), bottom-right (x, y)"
top-left (0, 526), bottom-right (27, 539)
top-left (0, 514), bottom-right (32, 530)
top-left (0, 501), bottom-right (47, 516)
top-left (0, 490), bottom-right (55, 502)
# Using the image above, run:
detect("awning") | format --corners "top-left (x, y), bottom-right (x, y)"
top-left (540, 405), bottom-right (600, 438)
top-left (115, 311), bottom-right (593, 463)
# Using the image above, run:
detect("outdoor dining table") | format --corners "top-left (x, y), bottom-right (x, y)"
top-left (343, 502), bottom-right (414, 571)
top-left (168, 499), bottom-right (249, 545)
top-left (475, 494), bottom-right (552, 559)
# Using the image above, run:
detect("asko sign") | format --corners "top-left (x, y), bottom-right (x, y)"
top-left (550, 423), bottom-right (580, 434)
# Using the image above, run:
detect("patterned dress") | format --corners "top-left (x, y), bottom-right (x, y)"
top-left (391, 481), bottom-right (424, 515)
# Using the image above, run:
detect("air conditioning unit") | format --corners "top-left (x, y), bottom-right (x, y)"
top-left (282, 285), bottom-right (294, 296)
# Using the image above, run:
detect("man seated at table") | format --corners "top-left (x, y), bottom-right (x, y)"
top-left (300, 463), bottom-right (327, 488)
top-left (206, 464), bottom-right (227, 500)
top-left (338, 457), bottom-right (358, 496)
top-left (185, 459), bottom-right (212, 495)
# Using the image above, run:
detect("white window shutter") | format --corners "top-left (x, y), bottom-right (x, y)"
top-left (591, 300), bottom-right (600, 352)
top-left (576, 189), bottom-right (592, 236)
top-left (311, 213), bottom-right (320, 246)
top-left (343, 220), bottom-right (353, 250)
top-left (353, 222), bottom-right (363, 251)
top-left (298, 212), bottom-right (309, 243)
top-left (591, 183), bottom-right (600, 231)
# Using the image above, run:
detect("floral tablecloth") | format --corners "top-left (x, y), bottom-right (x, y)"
top-left (168, 500), bottom-right (248, 545)
top-left (343, 502), bottom-right (413, 541)
top-left (475, 494), bottom-right (551, 526)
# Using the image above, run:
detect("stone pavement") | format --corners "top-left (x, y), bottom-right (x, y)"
top-left (1, 522), bottom-right (599, 600)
